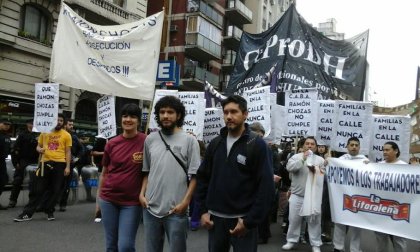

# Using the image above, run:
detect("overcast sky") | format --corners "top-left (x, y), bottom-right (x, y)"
top-left (295, 0), bottom-right (420, 107)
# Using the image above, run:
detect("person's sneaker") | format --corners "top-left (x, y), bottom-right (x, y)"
top-left (321, 233), bottom-right (332, 244)
top-left (190, 221), bottom-right (200, 231)
top-left (281, 242), bottom-right (296, 250)
top-left (47, 213), bottom-right (55, 221)
top-left (14, 214), bottom-right (32, 222)
top-left (8, 200), bottom-right (17, 208)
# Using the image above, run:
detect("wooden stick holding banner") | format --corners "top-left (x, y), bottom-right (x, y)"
top-left (33, 83), bottom-right (59, 177)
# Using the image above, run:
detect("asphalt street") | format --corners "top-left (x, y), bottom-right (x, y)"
top-left (0, 187), bottom-right (419, 252)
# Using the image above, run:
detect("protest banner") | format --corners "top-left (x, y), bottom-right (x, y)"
top-left (179, 92), bottom-right (205, 140)
top-left (50, 3), bottom-right (163, 100)
top-left (226, 5), bottom-right (368, 101)
top-left (97, 95), bottom-right (116, 138)
top-left (265, 93), bottom-right (285, 143)
top-left (203, 108), bottom-right (225, 146)
top-left (316, 100), bottom-right (335, 146)
top-left (285, 88), bottom-right (318, 136)
top-left (244, 86), bottom-right (271, 137)
top-left (331, 101), bottom-right (373, 154)
top-left (370, 115), bottom-right (411, 163)
top-left (148, 90), bottom-right (178, 131)
top-left (327, 158), bottom-right (420, 241)
top-left (33, 83), bottom-right (59, 133)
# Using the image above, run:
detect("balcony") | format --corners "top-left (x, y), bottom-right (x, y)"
top-left (187, 1), bottom-right (223, 27)
top-left (225, 0), bottom-right (252, 25)
top-left (65, 0), bottom-right (141, 24)
top-left (222, 50), bottom-right (236, 73)
top-left (223, 26), bottom-right (243, 49)
top-left (181, 66), bottom-right (220, 91)
top-left (185, 33), bottom-right (222, 61)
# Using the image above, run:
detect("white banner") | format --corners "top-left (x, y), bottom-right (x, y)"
top-left (332, 101), bottom-right (373, 154)
top-left (148, 90), bottom-right (179, 131)
top-left (370, 115), bottom-right (411, 163)
top-left (33, 83), bottom-right (59, 133)
top-left (50, 3), bottom-right (163, 100)
top-left (97, 95), bottom-right (116, 139)
top-left (285, 88), bottom-right (318, 136)
top-left (265, 93), bottom-right (285, 143)
top-left (244, 86), bottom-right (271, 137)
top-left (316, 100), bottom-right (335, 146)
top-left (327, 158), bottom-right (420, 241)
top-left (203, 108), bottom-right (225, 146)
top-left (179, 92), bottom-right (205, 140)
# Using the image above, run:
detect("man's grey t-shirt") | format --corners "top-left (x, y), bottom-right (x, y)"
top-left (143, 130), bottom-right (200, 217)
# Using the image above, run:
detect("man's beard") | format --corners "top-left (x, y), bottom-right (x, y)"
top-left (55, 124), bottom-right (63, 131)
top-left (160, 121), bottom-right (177, 135)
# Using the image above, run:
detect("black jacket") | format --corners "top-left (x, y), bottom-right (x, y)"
top-left (196, 125), bottom-right (275, 229)
top-left (13, 130), bottom-right (39, 164)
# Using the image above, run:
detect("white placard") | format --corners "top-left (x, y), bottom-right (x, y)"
top-left (97, 95), bottom-right (116, 139)
top-left (179, 92), bottom-right (205, 140)
top-left (33, 83), bottom-right (59, 133)
top-left (203, 108), bottom-right (225, 146)
top-left (50, 3), bottom-right (163, 100)
top-left (244, 86), bottom-right (271, 137)
top-left (148, 90), bottom-right (178, 131)
top-left (285, 88), bottom-right (318, 136)
top-left (265, 93), bottom-right (284, 143)
top-left (316, 100), bottom-right (335, 146)
top-left (327, 158), bottom-right (420, 241)
top-left (332, 101), bottom-right (373, 154)
top-left (370, 115), bottom-right (411, 163)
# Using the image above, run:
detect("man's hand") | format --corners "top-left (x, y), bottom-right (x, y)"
top-left (64, 167), bottom-right (70, 176)
top-left (169, 200), bottom-right (189, 215)
top-left (273, 174), bottom-right (281, 183)
top-left (139, 194), bottom-right (148, 208)
top-left (200, 213), bottom-right (214, 230)
top-left (37, 147), bottom-right (45, 154)
top-left (229, 218), bottom-right (248, 236)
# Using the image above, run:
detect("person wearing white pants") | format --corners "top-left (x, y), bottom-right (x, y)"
top-left (282, 137), bottom-right (325, 252)
top-left (333, 137), bottom-right (367, 252)
top-left (333, 224), bottom-right (361, 252)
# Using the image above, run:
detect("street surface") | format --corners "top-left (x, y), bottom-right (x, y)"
top-left (0, 187), bottom-right (419, 252)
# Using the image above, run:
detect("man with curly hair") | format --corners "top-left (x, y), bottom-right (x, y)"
top-left (139, 95), bottom-right (201, 252)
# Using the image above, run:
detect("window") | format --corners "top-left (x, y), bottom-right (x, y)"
top-left (20, 5), bottom-right (50, 43)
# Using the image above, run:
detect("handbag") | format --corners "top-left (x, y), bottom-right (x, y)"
top-left (158, 131), bottom-right (189, 183)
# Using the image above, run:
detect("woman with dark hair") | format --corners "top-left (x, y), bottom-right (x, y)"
top-left (97, 103), bottom-right (146, 252)
top-left (375, 141), bottom-right (409, 252)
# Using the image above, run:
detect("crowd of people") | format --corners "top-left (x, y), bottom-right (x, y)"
top-left (0, 94), bottom-right (418, 252)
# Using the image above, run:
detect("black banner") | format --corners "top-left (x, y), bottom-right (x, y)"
top-left (226, 4), bottom-right (369, 101)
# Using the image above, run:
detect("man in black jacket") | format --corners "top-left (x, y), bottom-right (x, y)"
top-left (8, 119), bottom-right (39, 208)
top-left (196, 95), bottom-right (275, 252)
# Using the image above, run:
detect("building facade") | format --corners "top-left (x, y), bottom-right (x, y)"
top-left (315, 18), bottom-right (344, 40)
top-left (0, 0), bottom-right (146, 135)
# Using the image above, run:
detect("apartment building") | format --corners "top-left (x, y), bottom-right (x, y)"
top-left (0, 0), bottom-right (146, 133)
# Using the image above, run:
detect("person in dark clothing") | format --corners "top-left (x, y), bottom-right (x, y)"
top-left (0, 119), bottom-right (12, 210)
top-left (59, 119), bottom-right (84, 211)
top-left (91, 135), bottom-right (107, 173)
top-left (196, 95), bottom-right (275, 252)
top-left (8, 119), bottom-right (39, 208)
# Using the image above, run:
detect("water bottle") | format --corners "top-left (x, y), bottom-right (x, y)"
top-left (306, 150), bottom-right (314, 167)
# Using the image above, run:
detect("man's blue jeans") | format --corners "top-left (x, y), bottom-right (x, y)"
top-left (99, 199), bottom-right (142, 252)
top-left (143, 208), bottom-right (188, 252)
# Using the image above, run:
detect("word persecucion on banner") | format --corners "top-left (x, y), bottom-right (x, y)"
top-left (33, 83), bottom-right (59, 133)
top-left (50, 3), bottom-right (163, 100)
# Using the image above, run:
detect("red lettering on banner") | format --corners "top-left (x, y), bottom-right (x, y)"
top-left (343, 194), bottom-right (410, 222)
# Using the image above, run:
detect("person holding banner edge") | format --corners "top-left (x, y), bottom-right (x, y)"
top-left (14, 113), bottom-right (72, 221)
top-left (375, 141), bottom-right (409, 252)
top-left (333, 137), bottom-right (368, 252)
top-left (282, 136), bottom-right (325, 252)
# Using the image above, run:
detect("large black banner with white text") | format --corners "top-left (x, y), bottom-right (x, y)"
top-left (226, 4), bottom-right (368, 101)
